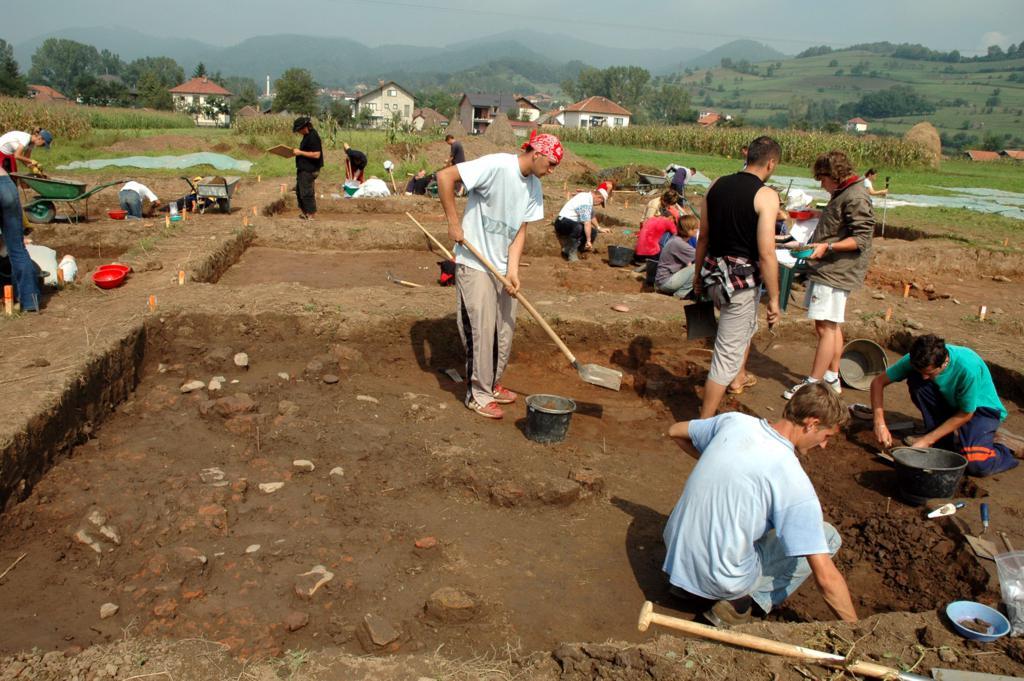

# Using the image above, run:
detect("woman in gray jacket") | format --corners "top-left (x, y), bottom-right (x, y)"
top-left (784, 151), bottom-right (874, 400)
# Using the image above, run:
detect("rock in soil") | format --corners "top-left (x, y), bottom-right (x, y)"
top-left (359, 613), bottom-right (400, 651)
top-left (99, 603), bottom-right (119, 619)
top-left (180, 380), bottom-right (206, 393)
top-left (234, 352), bottom-right (249, 368)
top-left (294, 565), bottom-right (334, 599)
top-left (425, 587), bottom-right (478, 623)
top-left (284, 611), bottom-right (309, 632)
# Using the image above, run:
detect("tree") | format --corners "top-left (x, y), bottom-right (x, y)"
top-left (98, 49), bottom-right (124, 76)
top-left (273, 68), bottom-right (318, 114)
top-left (0, 39), bottom-right (27, 97)
top-left (28, 38), bottom-right (102, 97)
top-left (125, 57), bottom-right (183, 90)
top-left (324, 99), bottom-right (353, 126)
top-left (646, 83), bottom-right (693, 124)
top-left (415, 89), bottom-right (459, 119)
top-left (137, 70), bottom-right (174, 110)
top-left (75, 74), bottom-right (129, 106)
top-left (193, 62), bottom-right (207, 78)
top-left (221, 76), bottom-right (259, 109)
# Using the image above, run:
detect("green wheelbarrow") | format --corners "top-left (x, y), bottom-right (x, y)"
top-left (11, 174), bottom-right (126, 224)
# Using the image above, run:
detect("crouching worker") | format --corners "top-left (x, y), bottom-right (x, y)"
top-left (118, 181), bottom-right (160, 218)
top-left (554, 187), bottom-right (607, 261)
top-left (664, 383), bottom-right (858, 628)
top-left (654, 214), bottom-right (699, 298)
top-left (871, 334), bottom-right (1019, 477)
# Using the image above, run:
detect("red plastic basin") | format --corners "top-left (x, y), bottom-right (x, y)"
top-left (92, 269), bottom-right (127, 289)
top-left (108, 209), bottom-right (128, 220)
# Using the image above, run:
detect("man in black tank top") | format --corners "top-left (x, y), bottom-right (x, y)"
top-left (693, 136), bottom-right (782, 418)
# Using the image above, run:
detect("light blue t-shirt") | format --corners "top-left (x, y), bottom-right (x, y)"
top-left (662, 413), bottom-right (829, 600)
top-left (886, 344), bottom-right (1006, 420)
top-left (453, 153), bottom-right (545, 276)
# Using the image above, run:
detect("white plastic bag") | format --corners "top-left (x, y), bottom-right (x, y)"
top-left (58, 254), bottom-right (78, 284)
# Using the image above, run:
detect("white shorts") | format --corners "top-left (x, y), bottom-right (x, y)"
top-left (805, 281), bottom-right (849, 323)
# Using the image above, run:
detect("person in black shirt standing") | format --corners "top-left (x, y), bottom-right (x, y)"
top-left (446, 134), bottom-right (466, 196)
top-left (292, 116), bottom-right (323, 220)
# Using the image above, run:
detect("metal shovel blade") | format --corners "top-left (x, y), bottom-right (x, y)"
top-left (575, 361), bottom-right (622, 391)
top-left (685, 301), bottom-right (718, 341)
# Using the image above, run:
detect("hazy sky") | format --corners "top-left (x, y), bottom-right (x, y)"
top-left (6, 0), bottom-right (1022, 55)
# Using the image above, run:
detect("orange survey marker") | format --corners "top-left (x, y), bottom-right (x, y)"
top-left (148, 295), bottom-right (157, 312)
top-left (979, 305), bottom-right (988, 321)
top-left (178, 271), bottom-right (185, 286)
top-left (884, 306), bottom-right (893, 321)
top-left (902, 283), bottom-right (911, 298)
top-left (3, 285), bottom-right (12, 316)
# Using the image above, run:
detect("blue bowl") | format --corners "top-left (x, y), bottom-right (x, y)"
top-left (791, 247), bottom-right (814, 259)
top-left (945, 601), bottom-right (1010, 642)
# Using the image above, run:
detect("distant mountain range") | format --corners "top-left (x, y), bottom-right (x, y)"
top-left (13, 27), bottom-right (789, 93)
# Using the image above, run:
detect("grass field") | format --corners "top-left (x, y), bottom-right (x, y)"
top-left (563, 141), bottom-right (1024, 196)
top-left (680, 50), bottom-right (1024, 141)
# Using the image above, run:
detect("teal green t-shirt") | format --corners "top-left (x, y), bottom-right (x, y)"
top-left (886, 344), bottom-right (1007, 420)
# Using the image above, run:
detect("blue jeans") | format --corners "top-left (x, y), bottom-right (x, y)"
top-left (0, 175), bottom-right (40, 311)
top-left (119, 189), bottom-right (143, 218)
top-left (908, 372), bottom-right (1019, 477)
top-left (749, 523), bottom-right (841, 614)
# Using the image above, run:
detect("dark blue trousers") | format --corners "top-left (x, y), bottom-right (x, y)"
top-left (908, 372), bottom-right (1019, 477)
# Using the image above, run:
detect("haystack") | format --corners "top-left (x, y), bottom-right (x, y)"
top-left (443, 118), bottom-right (467, 140)
top-left (482, 112), bottom-right (516, 148)
top-left (904, 122), bottom-right (941, 168)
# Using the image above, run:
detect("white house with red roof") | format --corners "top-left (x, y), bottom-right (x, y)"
top-left (28, 84), bottom-right (71, 104)
top-left (561, 96), bottom-right (631, 129)
top-left (169, 77), bottom-right (233, 127)
top-left (845, 117), bottom-right (868, 133)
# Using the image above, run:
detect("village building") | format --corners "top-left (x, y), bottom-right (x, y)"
top-left (27, 84), bottom-right (70, 104)
top-left (354, 81), bottom-right (415, 128)
top-left (169, 77), bottom-right (233, 127)
top-left (561, 96), bottom-right (631, 129)
top-left (412, 107), bottom-right (450, 131)
top-left (845, 117), bottom-right (869, 133)
top-left (964, 150), bottom-right (1001, 161)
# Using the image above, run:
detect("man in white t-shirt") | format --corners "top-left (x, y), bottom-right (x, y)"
top-left (436, 132), bottom-right (562, 419)
top-left (664, 382), bottom-right (858, 627)
top-left (118, 181), bottom-right (161, 218)
top-left (554, 188), bottom-right (607, 262)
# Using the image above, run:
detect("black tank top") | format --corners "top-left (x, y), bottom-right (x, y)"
top-left (706, 172), bottom-right (764, 260)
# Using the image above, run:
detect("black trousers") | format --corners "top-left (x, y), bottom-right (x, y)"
top-left (296, 170), bottom-right (318, 215)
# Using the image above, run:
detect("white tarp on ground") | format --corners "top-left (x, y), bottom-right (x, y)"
top-left (58, 153), bottom-right (253, 173)
top-left (686, 174), bottom-right (1024, 220)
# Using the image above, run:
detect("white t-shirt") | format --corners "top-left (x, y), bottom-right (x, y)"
top-left (454, 153), bottom-right (544, 276)
top-left (0, 131), bottom-right (31, 156)
top-left (557, 192), bottom-right (594, 223)
top-left (662, 412), bottom-right (829, 600)
top-left (120, 181), bottom-right (158, 202)
top-left (863, 177), bottom-right (874, 192)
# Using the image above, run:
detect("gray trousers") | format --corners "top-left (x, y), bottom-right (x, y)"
top-left (456, 264), bottom-right (517, 407)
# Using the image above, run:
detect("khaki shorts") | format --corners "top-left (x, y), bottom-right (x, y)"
top-left (805, 281), bottom-right (849, 323)
top-left (708, 286), bottom-right (759, 386)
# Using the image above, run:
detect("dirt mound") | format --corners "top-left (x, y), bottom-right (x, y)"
top-left (575, 163), bottom-right (663, 188)
top-left (482, 112), bottom-right (516, 147)
top-left (443, 118), bottom-right (467, 139)
top-left (105, 134), bottom-right (205, 154)
top-left (211, 142), bottom-right (232, 153)
top-left (905, 122), bottom-right (941, 168)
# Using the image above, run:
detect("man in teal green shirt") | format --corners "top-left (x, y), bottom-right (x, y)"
top-left (870, 334), bottom-right (1018, 477)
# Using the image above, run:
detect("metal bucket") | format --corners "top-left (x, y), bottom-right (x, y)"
top-left (525, 394), bottom-right (576, 444)
top-left (684, 300), bottom-right (717, 340)
top-left (607, 245), bottom-right (635, 267)
top-left (840, 339), bottom-right (888, 391)
top-left (891, 447), bottom-right (967, 505)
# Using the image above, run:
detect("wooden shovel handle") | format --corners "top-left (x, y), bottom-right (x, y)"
top-left (456, 238), bottom-right (578, 367)
top-left (405, 212), bottom-right (455, 261)
top-left (637, 602), bottom-right (928, 681)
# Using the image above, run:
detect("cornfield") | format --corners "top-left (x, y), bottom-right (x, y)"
top-left (1, 97), bottom-right (194, 139)
top-left (232, 115), bottom-right (317, 137)
top-left (87, 107), bottom-right (193, 129)
top-left (0, 96), bottom-right (91, 139)
top-left (556, 124), bottom-right (932, 169)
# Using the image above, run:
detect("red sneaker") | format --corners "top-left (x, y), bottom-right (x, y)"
top-left (491, 384), bottom-right (518, 404)
top-left (467, 399), bottom-right (503, 419)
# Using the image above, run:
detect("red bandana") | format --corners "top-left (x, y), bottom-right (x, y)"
top-left (522, 130), bottom-right (563, 165)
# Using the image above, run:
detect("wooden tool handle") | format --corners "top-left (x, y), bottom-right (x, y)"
top-left (1001, 531), bottom-right (1015, 552)
top-left (637, 602), bottom-right (928, 681)
top-left (406, 212), bottom-right (455, 260)
top-left (457, 239), bottom-right (578, 366)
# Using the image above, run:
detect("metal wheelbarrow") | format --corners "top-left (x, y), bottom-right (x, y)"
top-left (180, 175), bottom-right (240, 214)
top-left (12, 174), bottom-right (126, 224)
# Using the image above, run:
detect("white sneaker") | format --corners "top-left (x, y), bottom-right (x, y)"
top-left (782, 378), bottom-right (817, 400)
top-left (824, 377), bottom-right (842, 395)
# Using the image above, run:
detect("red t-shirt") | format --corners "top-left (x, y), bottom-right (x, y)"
top-left (636, 216), bottom-right (677, 257)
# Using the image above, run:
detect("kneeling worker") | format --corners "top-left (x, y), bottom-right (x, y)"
top-left (554, 187), bottom-right (607, 261)
top-left (871, 334), bottom-right (1019, 477)
top-left (118, 181), bottom-right (160, 218)
top-left (664, 383), bottom-right (858, 627)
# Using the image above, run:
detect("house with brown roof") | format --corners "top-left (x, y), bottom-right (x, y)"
top-left (169, 77), bottom-right (233, 127)
top-left (235, 105), bottom-right (261, 119)
top-left (697, 111), bottom-right (722, 127)
top-left (28, 84), bottom-right (71, 104)
top-left (964, 150), bottom-right (1001, 162)
top-left (845, 117), bottom-right (868, 133)
top-left (412, 107), bottom-right (449, 131)
top-left (561, 96), bottom-right (631, 129)
top-left (1000, 149), bottom-right (1024, 161)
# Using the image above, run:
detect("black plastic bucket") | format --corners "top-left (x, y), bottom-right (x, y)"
top-left (891, 447), bottom-right (968, 505)
top-left (525, 394), bottom-right (577, 444)
top-left (607, 245), bottom-right (635, 267)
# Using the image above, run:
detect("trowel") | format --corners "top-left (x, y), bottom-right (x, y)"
top-left (927, 502), bottom-right (965, 518)
top-left (932, 669), bottom-right (1024, 680)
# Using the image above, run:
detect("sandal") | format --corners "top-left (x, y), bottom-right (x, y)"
top-left (727, 375), bottom-right (758, 395)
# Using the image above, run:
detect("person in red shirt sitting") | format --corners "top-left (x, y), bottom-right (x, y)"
top-left (635, 214), bottom-right (679, 262)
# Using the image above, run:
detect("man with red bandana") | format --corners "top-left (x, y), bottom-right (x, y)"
top-left (436, 132), bottom-right (562, 419)
top-left (783, 150), bottom-right (875, 400)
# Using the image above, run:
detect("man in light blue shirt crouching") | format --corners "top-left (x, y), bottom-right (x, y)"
top-left (664, 383), bottom-right (859, 627)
